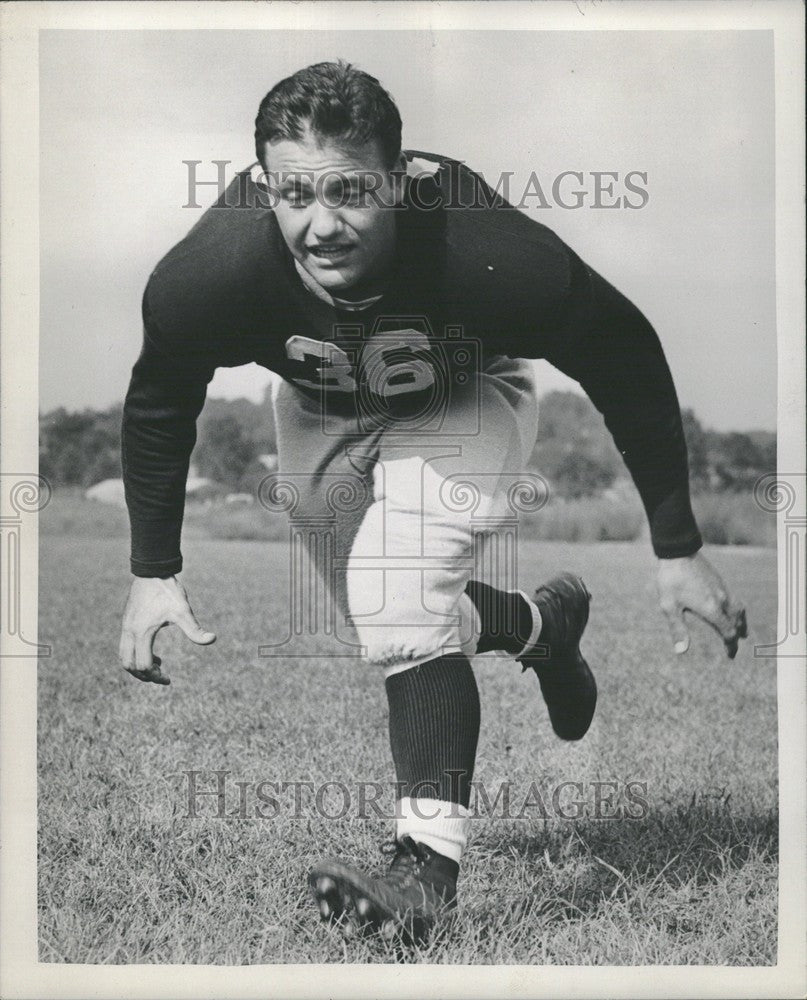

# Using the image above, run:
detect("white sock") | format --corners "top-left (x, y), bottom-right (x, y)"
top-left (513, 590), bottom-right (543, 657)
top-left (396, 796), bottom-right (471, 864)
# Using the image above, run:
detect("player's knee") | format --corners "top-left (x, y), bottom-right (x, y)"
top-left (353, 612), bottom-right (458, 669)
top-left (348, 564), bottom-right (454, 667)
top-left (354, 588), bottom-right (479, 668)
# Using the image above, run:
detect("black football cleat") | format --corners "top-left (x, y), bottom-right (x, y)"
top-left (308, 835), bottom-right (458, 944)
top-left (517, 572), bottom-right (597, 741)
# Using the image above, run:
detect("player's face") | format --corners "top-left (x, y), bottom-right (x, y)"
top-left (264, 133), bottom-right (402, 296)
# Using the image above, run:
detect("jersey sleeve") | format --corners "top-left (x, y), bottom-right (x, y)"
top-left (539, 254), bottom-right (703, 559)
top-left (121, 289), bottom-right (216, 577)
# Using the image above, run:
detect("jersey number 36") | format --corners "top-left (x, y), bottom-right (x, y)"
top-left (285, 331), bottom-right (436, 398)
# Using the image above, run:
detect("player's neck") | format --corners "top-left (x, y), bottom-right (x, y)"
top-left (294, 259), bottom-right (389, 312)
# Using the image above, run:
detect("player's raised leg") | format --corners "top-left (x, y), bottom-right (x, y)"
top-left (462, 574), bottom-right (597, 741)
top-left (450, 357), bottom-right (597, 741)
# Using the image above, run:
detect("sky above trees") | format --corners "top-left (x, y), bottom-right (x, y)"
top-left (40, 29), bottom-right (775, 431)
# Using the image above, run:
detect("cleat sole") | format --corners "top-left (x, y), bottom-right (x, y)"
top-left (308, 859), bottom-right (450, 944)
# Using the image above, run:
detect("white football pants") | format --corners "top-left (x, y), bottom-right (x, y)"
top-left (272, 356), bottom-right (540, 670)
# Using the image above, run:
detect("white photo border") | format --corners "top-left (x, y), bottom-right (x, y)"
top-left (1, 2), bottom-right (804, 998)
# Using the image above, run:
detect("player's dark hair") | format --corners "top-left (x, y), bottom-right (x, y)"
top-left (254, 60), bottom-right (402, 169)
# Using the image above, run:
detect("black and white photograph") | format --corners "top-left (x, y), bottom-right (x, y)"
top-left (1, 1), bottom-right (804, 997)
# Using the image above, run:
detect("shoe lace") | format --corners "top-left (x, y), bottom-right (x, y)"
top-left (379, 835), bottom-right (431, 888)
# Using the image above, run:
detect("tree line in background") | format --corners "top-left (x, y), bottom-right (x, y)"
top-left (39, 386), bottom-right (775, 499)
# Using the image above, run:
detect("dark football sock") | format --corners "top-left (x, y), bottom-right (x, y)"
top-left (465, 580), bottom-right (536, 655)
top-left (385, 654), bottom-right (480, 809)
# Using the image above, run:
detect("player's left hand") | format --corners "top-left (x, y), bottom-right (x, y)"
top-left (656, 551), bottom-right (748, 658)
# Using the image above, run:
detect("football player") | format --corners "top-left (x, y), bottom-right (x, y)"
top-left (119, 61), bottom-right (748, 944)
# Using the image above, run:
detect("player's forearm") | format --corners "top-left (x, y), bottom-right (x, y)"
top-left (122, 334), bottom-right (211, 578)
top-left (544, 259), bottom-right (702, 559)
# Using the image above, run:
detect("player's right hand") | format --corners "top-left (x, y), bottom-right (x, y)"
top-left (118, 576), bottom-right (216, 685)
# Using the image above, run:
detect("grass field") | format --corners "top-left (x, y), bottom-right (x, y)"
top-left (38, 534), bottom-right (778, 965)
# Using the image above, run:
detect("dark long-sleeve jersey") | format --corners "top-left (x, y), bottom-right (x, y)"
top-left (123, 150), bottom-right (702, 577)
